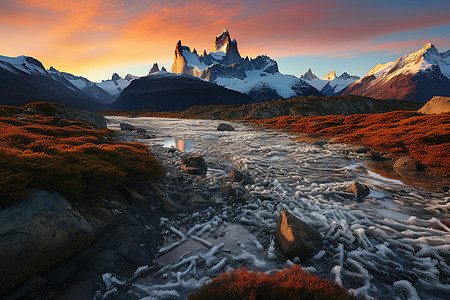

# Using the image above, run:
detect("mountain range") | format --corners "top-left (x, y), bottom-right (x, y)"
top-left (0, 30), bottom-right (449, 111)
top-left (299, 69), bottom-right (360, 96)
top-left (341, 43), bottom-right (450, 101)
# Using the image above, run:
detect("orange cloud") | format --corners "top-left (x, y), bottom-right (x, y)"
top-left (0, 0), bottom-right (448, 80)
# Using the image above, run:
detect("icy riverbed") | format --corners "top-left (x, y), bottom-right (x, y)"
top-left (101, 117), bottom-right (449, 299)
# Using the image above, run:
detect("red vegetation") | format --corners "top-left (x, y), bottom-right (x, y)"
top-left (0, 109), bottom-right (163, 206)
top-left (189, 265), bottom-right (354, 300)
top-left (252, 111), bottom-right (450, 174)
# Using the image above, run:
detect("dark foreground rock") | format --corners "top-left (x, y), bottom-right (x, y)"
top-left (217, 123), bottom-right (235, 131)
top-left (0, 191), bottom-right (95, 295)
top-left (274, 210), bottom-right (322, 259)
top-left (181, 155), bottom-right (208, 175)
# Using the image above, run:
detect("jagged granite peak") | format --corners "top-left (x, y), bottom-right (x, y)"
top-left (341, 43), bottom-right (450, 101)
top-left (300, 68), bottom-right (319, 81)
top-left (161, 67), bottom-right (167, 72)
top-left (213, 28), bottom-right (231, 53)
top-left (171, 40), bottom-right (191, 74)
top-left (170, 30), bottom-right (321, 101)
top-left (149, 63), bottom-right (160, 74)
top-left (111, 73), bottom-right (121, 81)
top-left (323, 70), bottom-right (336, 80)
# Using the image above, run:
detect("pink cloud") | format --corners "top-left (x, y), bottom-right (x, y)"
top-left (0, 0), bottom-right (448, 77)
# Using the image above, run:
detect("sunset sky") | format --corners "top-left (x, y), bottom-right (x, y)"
top-left (1, 0), bottom-right (449, 82)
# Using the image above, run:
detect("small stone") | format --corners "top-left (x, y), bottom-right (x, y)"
top-left (230, 169), bottom-right (252, 184)
top-left (355, 147), bottom-right (370, 153)
top-left (355, 166), bottom-right (368, 174)
top-left (346, 181), bottom-right (370, 201)
top-left (366, 151), bottom-right (386, 160)
top-left (181, 155), bottom-right (207, 175)
top-left (217, 123), bottom-right (235, 131)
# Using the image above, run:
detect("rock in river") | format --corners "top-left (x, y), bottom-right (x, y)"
top-left (274, 210), bottom-right (322, 259)
top-left (120, 122), bottom-right (136, 131)
top-left (346, 181), bottom-right (370, 201)
top-left (217, 123), bottom-right (235, 131)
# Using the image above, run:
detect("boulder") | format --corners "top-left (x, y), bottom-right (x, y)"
top-left (346, 181), bottom-right (370, 201)
top-left (3, 276), bottom-right (47, 300)
top-left (181, 155), bottom-right (207, 175)
top-left (274, 211), bottom-right (322, 259)
top-left (418, 96), bottom-right (450, 114)
top-left (120, 122), bottom-right (135, 131)
top-left (230, 169), bottom-right (252, 184)
top-left (217, 123), bottom-right (235, 131)
top-left (24, 102), bottom-right (107, 128)
top-left (0, 191), bottom-right (94, 295)
top-left (393, 156), bottom-right (418, 170)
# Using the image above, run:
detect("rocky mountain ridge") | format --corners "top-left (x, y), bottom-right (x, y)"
top-left (300, 68), bottom-right (360, 96)
top-left (171, 29), bottom-right (322, 101)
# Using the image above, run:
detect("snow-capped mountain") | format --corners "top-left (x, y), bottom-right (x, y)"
top-left (0, 54), bottom-right (143, 107)
top-left (95, 73), bottom-right (138, 99)
top-left (171, 29), bottom-right (322, 101)
top-left (341, 43), bottom-right (450, 101)
top-left (0, 55), bottom-right (102, 109)
top-left (300, 68), bottom-right (360, 96)
top-left (48, 67), bottom-right (139, 103)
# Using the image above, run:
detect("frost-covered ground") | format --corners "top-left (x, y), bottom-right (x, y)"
top-left (103, 117), bottom-right (449, 300)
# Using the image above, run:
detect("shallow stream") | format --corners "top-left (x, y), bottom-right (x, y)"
top-left (102, 117), bottom-right (449, 299)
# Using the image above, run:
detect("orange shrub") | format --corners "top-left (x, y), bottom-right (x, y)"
top-left (189, 265), bottom-right (354, 300)
top-left (0, 110), bottom-right (163, 206)
top-left (252, 112), bottom-right (450, 174)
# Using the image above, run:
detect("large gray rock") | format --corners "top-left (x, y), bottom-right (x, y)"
top-left (274, 210), bottom-right (322, 259)
top-left (418, 96), bottom-right (450, 114)
top-left (181, 155), bottom-right (207, 175)
top-left (25, 103), bottom-right (107, 128)
top-left (0, 191), bottom-right (94, 295)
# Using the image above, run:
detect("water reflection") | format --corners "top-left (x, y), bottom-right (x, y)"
top-left (161, 138), bottom-right (194, 151)
top-left (366, 161), bottom-right (449, 192)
